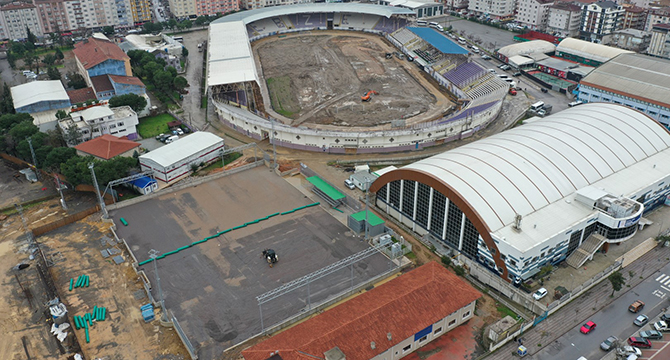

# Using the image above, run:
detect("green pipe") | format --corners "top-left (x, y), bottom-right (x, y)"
top-left (332, 206), bottom-right (344, 213)
top-left (120, 217), bottom-right (128, 226)
top-left (74, 275), bottom-right (82, 288)
top-left (92, 306), bottom-right (97, 319)
top-left (85, 326), bottom-right (89, 343)
top-left (85, 275), bottom-right (89, 288)
top-left (73, 316), bottom-right (80, 329)
top-left (69, 278), bottom-right (73, 291)
top-left (138, 259), bottom-right (150, 266)
top-left (102, 307), bottom-right (106, 321)
top-left (177, 246), bottom-right (189, 251)
top-left (157, 254), bottom-right (166, 259)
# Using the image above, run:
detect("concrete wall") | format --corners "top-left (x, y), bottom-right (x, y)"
top-left (17, 99), bottom-right (71, 114)
top-left (87, 59), bottom-right (128, 79)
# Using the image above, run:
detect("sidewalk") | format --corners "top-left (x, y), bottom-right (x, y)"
top-left (484, 243), bottom-right (670, 359)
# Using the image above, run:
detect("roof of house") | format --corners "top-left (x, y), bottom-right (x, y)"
top-left (139, 132), bottom-right (224, 167)
top-left (653, 23), bottom-right (670, 30)
top-left (71, 105), bottom-right (115, 121)
top-left (109, 74), bottom-right (145, 87)
top-left (73, 37), bottom-right (129, 70)
top-left (131, 176), bottom-right (156, 188)
top-left (497, 40), bottom-right (556, 58)
top-left (351, 210), bottom-right (384, 226)
top-left (75, 134), bottom-right (140, 160)
top-left (242, 262), bottom-right (481, 360)
top-left (11, 80), bottom-right (69, 110)
top-left (91, 75), bottom-right (114, 93)
top-left (67, 87), bottom-right (97, 104)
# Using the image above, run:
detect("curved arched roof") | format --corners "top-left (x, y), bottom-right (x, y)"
top-left (497, 40), bottom-right (556, 58)
top-left (557, 38), bottom-right (633, 64)
top-left (379, 103), bottom-right (670, 232)
top-left (212, 3), bottom-right (415, 25)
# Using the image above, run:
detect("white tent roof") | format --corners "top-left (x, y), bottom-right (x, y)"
top-left (207, 21), bottom-right (259, 88)
top-left (508, 55), bottom-right (534, 67)
top-left (394, 103), bottom-right (670, 249)
top-left (71, 106), bottom-right (114, 121)
top-left (139, 132), bottom-right (224, 168)
top-left (497, 40), bottom-right (556, 58)
top-left (11, 80), bottom-right (69, 110)
top-left (557, 38), bottom-right (633, 64)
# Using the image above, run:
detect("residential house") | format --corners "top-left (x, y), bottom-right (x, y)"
top-left (648, 23), bottom-right (670, 58)
top-left (548, 2), bottom-right (583, 37)
top-left (59, 105), bottom-right (140, 146)
top-left (516, 0), bottom-right (555, 31)
top-left (74, 134), bottom-right (140, 160)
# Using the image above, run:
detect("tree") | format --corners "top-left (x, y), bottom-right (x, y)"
top-left (153, 70), bottom-right (173, 92)
top-left (26, 27), bottom-right (38, 45)
top-left (8, 120), bottom-right (39, 140)
top-left (61, 155), bottom-right (139, 186)
top-left (608, 271), bottom-right (626, 296)
top-left (62, 124), bottom-right (82, 146)
top-left (23, 53), bottom-right (37, 72)
top-left (55, 109), bottom-right (68, 120)
top-left (47, 67), bottom-right (61, 80)
top-left (108, 94), bottom-right (147, 113)
top-left (103, 26), bottom-right (115, 36)
top-left (0, 113), bottom-right (32, 131)
top-left (167, 18), bottom-right (178, 30)
top-left (194, 16), bottom-right (208, 26)
top-left (55, 48), bottom-right (64, 61)
top-left (182, 46), bottom-right (189, 57)
top-left (44, 147), bottom-right (76, 171)
top-left (143, 62), bottom-right (162, 81)
top-left (67, 73), bottom-right (87, 89)
top-left (0, 83), bottom-right (15, 114)
top-left (173, 76), bottom-right (188, 91)
top-left (43, 54), bottom-right (57, 67)
top-left (166, 66), bottom-right (177, 78)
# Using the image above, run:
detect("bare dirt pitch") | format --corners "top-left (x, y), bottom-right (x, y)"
top-left (111, 167), bottom-right (392, 360)
top-left (255, 32), bottom-right (442, 127)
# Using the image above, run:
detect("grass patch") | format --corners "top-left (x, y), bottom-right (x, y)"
top-left (197, 152), bottom-right (243, 174)
top-left (496, 302), bottom-right (519, 319)
top-left (167, 103), bottom-right (181, 110)
top-left (405, 252), bottom-right (417, 260)
top-left (137, 113), bottom-right (177, 138)
top-left (266, 76), bottom-right (300, 118)
top-left (201, 96), bottom-right (208, 109)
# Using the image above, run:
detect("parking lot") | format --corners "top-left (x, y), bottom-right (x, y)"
top-left (111, 167), bottom-right (391, 359)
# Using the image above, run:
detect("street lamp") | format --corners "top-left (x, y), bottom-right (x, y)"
top-left (149, 249), bottom-right (168, 322)
top-left (570, 273), bottom-right (575, 291)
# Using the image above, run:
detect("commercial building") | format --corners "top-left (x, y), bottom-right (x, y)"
top-left (73, 36), bottom-right (133, 87)
top-left (242, 261), bottom-right (481, 360)
top-left (648, 23), bottom-right (670, 58)
top-left (496, 40), bottom-right (556, 65)
top-left (11, 80), bottom-right (71, 131)
top-left (468, 0), bottom-right (516, 19)
top-left (547, 2), bottom-right (582, 38)
top-left (74, 134), bottom-right (140, 160)
top-left (379, 0), bottom-right (443, 18)
top-left (58, 105), bottom-right (140, 145)
top-left (139, 132), bottom-right (225, 183)
top-left (578, 53), bottom-right (670, 126)
top-left (371, 103), bottom-right (670, 281)
top-left (555, 37), bottom-right (632, 66)
top-left (580, 1), bottom-right (624, 42)
top-left (515, 0), bottom-right (554, 31)
top-left (0, 2), bottom-right (43, 41)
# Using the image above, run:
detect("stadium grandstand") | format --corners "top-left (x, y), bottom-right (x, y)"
top-left (371, 103), bottom-right (670, 282)
top-left (207, 3), bottom-right (509, 154)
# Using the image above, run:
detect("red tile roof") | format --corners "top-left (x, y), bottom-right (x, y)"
top-left (67, 87), bottom-right (97, 104)
top-left (75, 134), bottom-right (139, 160)
top-left (73, 37), bottom-right (129, 70)
top-left (108, 74), bottom-right (145, 87)
top-left (242, 262), bottom-right (481, 360)
top-left (91, 75), bottom-right (114, 93)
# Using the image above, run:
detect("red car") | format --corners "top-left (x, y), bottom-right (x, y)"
top-left (628, 336), bottom-right (652, 348)
top-left (580, 321), bottom-right (596, 334)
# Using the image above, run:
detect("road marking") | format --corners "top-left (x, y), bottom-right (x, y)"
top-left (657, 274), bottom-right (668, 282)
top-left (662, 285), bottom-right (670, 292)
top-left (664, 278), bottom-right (670, 286)
top-left (653, 289), bottom-right (666, 299)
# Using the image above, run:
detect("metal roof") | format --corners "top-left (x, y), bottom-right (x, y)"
top-left (556, 38), bottom-right (633, 64)
top-left (580, 53), bottom-right (670, 108)
top-left (394, 103), bottom-right (670, 248)
top-left (206, 21), bottom-right (259, 88)
top-left (212, 3), bottom-right (414, 24)
top-left (139, 132), bottom-right (224, 168)
top-left (11, 80), bottom-right (69, 109)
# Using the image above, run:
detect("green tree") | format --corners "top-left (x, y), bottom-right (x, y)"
top-left (608, 271), bottom-right (626, 296)
top-left (143, 62), bottom-right (162, 81)
top-left (10, 42), bottom-right (27, 57)
top-left (62, 124), bottom-right (82, 146)
top-left (103, 26), bottom-right (115, 36)
top-left (55, 109), bottom-right (68, 120)
top-left (0, 83), bottom-right (15, 114)
top-left (43, 54), bottom-right (57, 66)
top-left (166, 66), bottom-right (177, 78)
top-left (55, 48), bottom-right (64, 61)
top-left (44, 147), bottom-right (76, 171)
top-left (26, 27), bottom-right (38, 45)
top-left (108, 94), bottom-right (147, 113)
top-left (61, 156), bottom-right (139, 186)
top-left (194, 16), bottom-right (208, 26)
top-left (167, 18), bottom-right (178, 30)
top-left (153, 70), bottom-right (173, 92)
top-left (182, 46), bottom-right (189, 57)
top-left (127, 50), bottom-right (146, 66)
top-left (178, 20), bottom-right (192, 29)
top-left (67, 73), bottom-right (87, 89)
top-left (24, 53), bottom-right (38, 72)
top-left (47, 67), bottom-right (61, 80)
top-left (173, 76), bottom-right (188, 91)
top-left (8, 120), bottom-right (39, 140)
top-left (0, 113), bottom-right (32, 131)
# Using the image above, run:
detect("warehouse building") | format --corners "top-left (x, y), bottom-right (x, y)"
top-left (139, 132), bottom-right (224, 183)
top-left (371, 103), bottom-right (670, 282)
top-left (555, 37), bottom-right (632, 66)
top-left (11, 80), bottom-right (71, 132)
top-left (577, 53), bottom-right (670, 127)
top-left (242, 261), bottom-right (481, 360)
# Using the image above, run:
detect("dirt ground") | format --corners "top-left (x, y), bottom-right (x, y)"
top-left (0, 195), bottom-right (188, 360)
top-left (255, 33), bottom-right (445, 127)
top-left (0, 160), bottom-right (59, 210)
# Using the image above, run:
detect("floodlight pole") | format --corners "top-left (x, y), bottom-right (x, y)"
top-left (149, 249), bottom-right (168, 322)
top-left (14, 203), bottom-right (33, 244)
top-left (26, 137), bottom-right (40, 180)
top-left (88, 163), bottom-right (108, 218)
top-left (55, 175), bottom-right (67, 210)
top-left (271, 119), bottom-right (277, 170)
top-left (365, 178), bottom-right (371, 241)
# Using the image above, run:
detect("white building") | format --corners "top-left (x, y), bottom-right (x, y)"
top-left (648, 23), bottom-right (670, 59)
top-left (11, 80), bottom-right (71, 132)
top-left (63, 0), bottom-right (125, 29)
top-left (445, 0), bottom-right (468, 10)
top-left (580, 1), bottom-right (624, 42)
top-left (121, 33), bottom-right (184, 56)
top-left (645, 7), bottom-right (670, 32)
top-left (578, 53), bottom-right (670, 127)
top-left (139, 132), bottom-right (225, 183)
top-left (371, 103), bottom-right (670, 282)
top-left (0, 2), bottom-right (43, 41)
top-left (468, 0), bottom-right (516, 19)
top-left (58, 105), bottom-right (139, 146)
top-left (240, 0), bottom-right (313, 11)
top-left (380, 0), bottom-right (443, 18)
top-left (547, 2), bottom-right (583, 38)
top-left (516, 0), bottom-right (554, 31)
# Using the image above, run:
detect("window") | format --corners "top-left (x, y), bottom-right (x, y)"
top-left (448, 319), bottom-right (456, 327)
top-left (463, 310), bottom-right (471, 318)
top-left (433, 327), bottom-right (442, 334)
top-left (117, 122), bottom-right (124, 127)
top-left (402, 344), bottom-right (412, 353)
top-left (419, 335), bottom-right (428, 343)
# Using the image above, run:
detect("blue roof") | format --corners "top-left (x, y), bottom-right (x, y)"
top-left (131, 176), bottom-right (156, 188)
top-left (407, 27), bottom-right (468, 55)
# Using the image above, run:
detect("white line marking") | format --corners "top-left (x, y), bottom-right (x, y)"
top-left (657, 274), bottom-right (668, 282)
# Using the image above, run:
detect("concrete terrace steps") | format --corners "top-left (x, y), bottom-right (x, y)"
top-left (566, 234), bottom-right (606, 269)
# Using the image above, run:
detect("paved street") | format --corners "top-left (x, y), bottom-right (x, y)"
top-left (177, 30), bottom-right (208, 130)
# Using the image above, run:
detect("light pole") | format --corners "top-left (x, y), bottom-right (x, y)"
top-left (26, 137), bottom-right (40, 181)
top-left (570, 273), bottom-right (574, 291)
top-left (55, 175), bottom-right (67, 210)
top-left (149, 249), bottom-right (168, 322)
top-left (88, 163), bottom-right (108, 218)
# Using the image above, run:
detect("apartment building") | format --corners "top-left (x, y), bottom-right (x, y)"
top-left (241, 0), bottom-right (313, 11)
top-left (34, 0), bottom-right (70, 33)
top-left (167, 0), bottom-right (196, 17)
top-left (0, 2), bottom-right (43, 40)
top-left (468, 0), bottom-right (516, 19)
top-left (59, 105), bottom-right (140, 145)
top-left (648, 23), bottom-right (670, 58)
top-left (516, 0), bottom-right (555, 31)
top-left (195, 0), bottom-right (239, 16)
top-left (129, 0), bottom-right (151, 23)
top-left (548, 2), bottom-right (582, 37)
top-left (621, 4), bottom-right (647, 30)
top-left (581, 1), bottom-right (624, 42)
top-left (445, 0), bottom-right (469, 10)
top-left (646, 7), bottom-right (670, 31)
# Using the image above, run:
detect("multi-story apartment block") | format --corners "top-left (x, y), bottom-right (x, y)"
top-left (0, 2), bottom-right (43, 40)
top-left (64, 0), bottom-right (121, 30)
top-left (646, 7), bottom-right (670, 31)
top-left (648, 23), bottom-right (670, 58)
top-left (241, 0), bottom-right (312, 11)
top-left (445, 0), bottom-right (469, 10)
top-left (167, 0), bottom-right (196, 18)
top-left (468, 0), bottom-right (516, 19)
top-left (196, 0), bottom-right (239, 16)
top-left (59, 105), bottom-right (140, 145)
top-left (129, 0), bottom-right (151, 23)
top-left (621, 4), bottom-right (647, 30)
top-left (580, 1), bottom-right (624, 42)
top-left (34, 0), bottom-right (70, 34)
top-left (548, 2), bottom-right (582, 37)
top-left (516, 0), bottom-right (555, 31)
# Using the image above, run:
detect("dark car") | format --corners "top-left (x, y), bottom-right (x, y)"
top-left (661, 313), bottom-right (670, 322)
top-left (600, 336), bottom-right (618, 351)
top-left (628, 337), bottom-right (652, 349)
top-left (513, 71), bottom-right (522, 77)
top-left (580, 321), bottom-right (596, 334)
top-left (640, 329), bottom-right (663, 340)
top-left (541, 88), bottom-right (548, 93)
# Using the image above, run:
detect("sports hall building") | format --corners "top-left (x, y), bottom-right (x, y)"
top-left (371, 103), bottom-right (670, 282)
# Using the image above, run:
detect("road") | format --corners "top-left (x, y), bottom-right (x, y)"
top-left (532, 262), bottom-right (670, 360)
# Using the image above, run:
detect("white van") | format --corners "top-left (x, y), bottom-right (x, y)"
top-left (530, 101), bottom-right (545, 112)
top-left (417, 20), bottom-right (427, 26)
top-left (429, 22), bottom-right (439, 28)
top-left (436, 25), bottom-right (444, 31)
top-left (165, 135), bottom-right (179, 144)
top-left (471, 46), bottom-right (480, 54)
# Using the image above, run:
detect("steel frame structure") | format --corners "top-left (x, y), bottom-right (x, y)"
top-left (102, 170), bottom-right (155, 203)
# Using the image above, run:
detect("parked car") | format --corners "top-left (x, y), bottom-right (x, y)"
top-left (540, 87), bottom-right (548, 93)
top-left (344, 179), bottom-right (355, 190)
top-left (498, 63), bottom-right (507, 69)
top-left (500, 65), bottom-right (511, 71)
top-left (580, 321), bottom-right (597, 334)
top-left (532, 287), bottom-right (547, 300)
top-left (600, 336), bottom-right (618, 351)
top-left (627, 337), bottom-right (652, 348)
top-left (481, 54), bottom-right (491, 60)
top-left (633, 314), bottom-right (649, 327)
top-left (509, 88), bottom-right (517, 96)
top-left (653, 320), bottom-right (670, 332)
top-left (640, 329), bottom-right (663, 340)
top-left (661, 313), bottom-right (670, 322)
top-left (629, 300), bottom-right (645, 313)
top-left (568, 100), bottom-right (584, 107)
top-left (617, 346), bottom-right (642, 357)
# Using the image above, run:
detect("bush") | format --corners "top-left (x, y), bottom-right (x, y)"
top-left (441, 256), bottom-right (451, 267)
top-left (453, 265), bottom-right (465, 276)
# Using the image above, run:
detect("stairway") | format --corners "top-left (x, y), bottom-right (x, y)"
top-left (566, 233), bottom-right (607, 268)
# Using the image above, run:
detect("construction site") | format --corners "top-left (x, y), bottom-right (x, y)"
top-left (254, 32), bottom-right (450, 128)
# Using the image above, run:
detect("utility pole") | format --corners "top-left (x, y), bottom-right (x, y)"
top-left (55, 175), bottom-right (67, 210)
top-left (14, 204), bottom-right (33, 244)
top-left (271, 119), bottom-right (277, 170)
top-left (88, 163), bottom-right (108, 218)
top-left (149, 249), bottom-right (168, 322)
top-left (26, 137), bottom-right (40, 180)
top-left (365, 178), bottom-right (370, 241)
